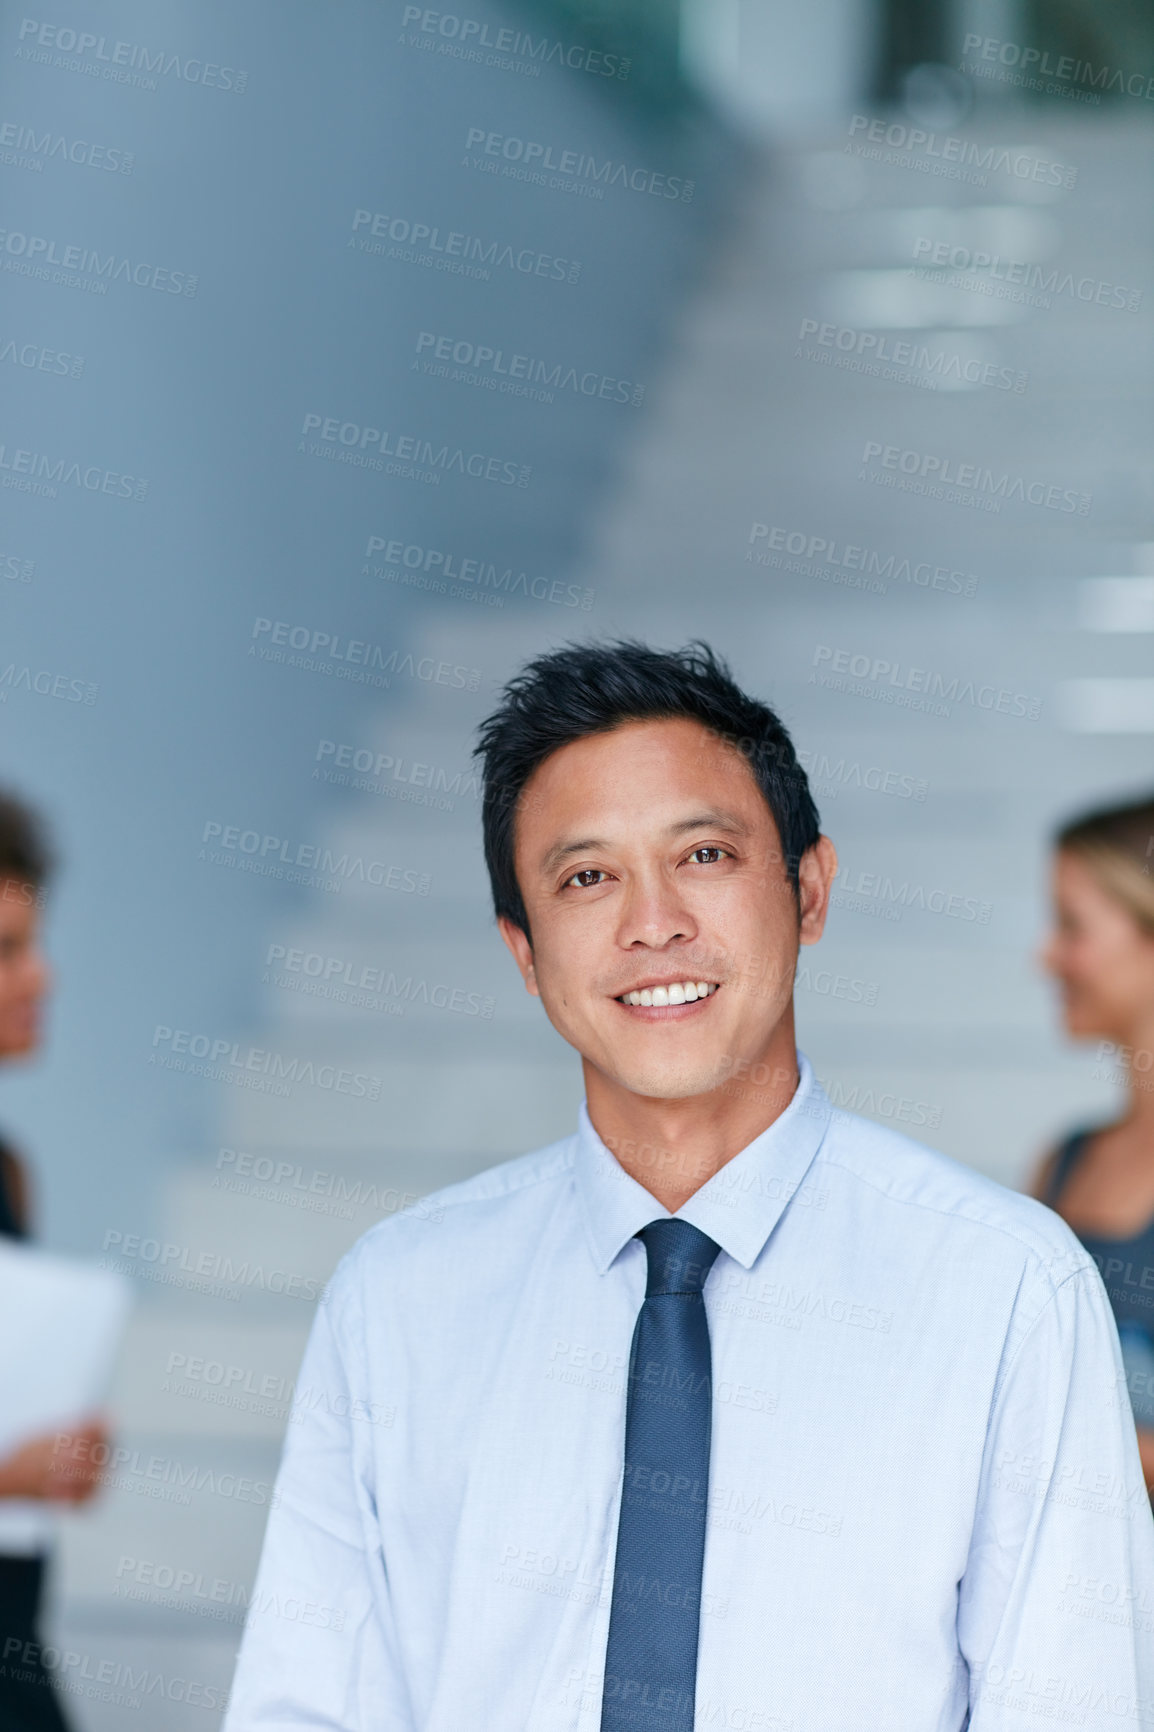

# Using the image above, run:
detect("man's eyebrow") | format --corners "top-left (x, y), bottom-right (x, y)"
top-left (538, 810), bottom-right (749, 877)
top-left (667, 810), bottom-right (748, 839)
top-left (538, 837), bottom-right (604, 877)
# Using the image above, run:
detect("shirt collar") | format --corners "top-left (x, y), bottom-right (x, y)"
top-left (572, 1050), bottom-right (832, 1275)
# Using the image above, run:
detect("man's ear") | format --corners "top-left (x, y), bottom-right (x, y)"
top-left (798, 835), bottom-right (838, 948)
top-left (497, 915), bottom-right (539, 997)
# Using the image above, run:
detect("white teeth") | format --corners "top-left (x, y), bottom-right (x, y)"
top-left (619, 982), bottom-right (718, 1006)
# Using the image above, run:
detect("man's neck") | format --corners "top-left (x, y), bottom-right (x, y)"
top-left (584, 1030), bottom-right (801, 1212)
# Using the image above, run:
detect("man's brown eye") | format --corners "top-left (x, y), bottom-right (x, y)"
top-left (690, 848), bottom-right (724, 865)
top-left (568, 869), bottom-right (603, 889)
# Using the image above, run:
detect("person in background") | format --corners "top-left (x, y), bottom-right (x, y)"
top-left (0, 793), bottom-right (106, 1731)
top-left (1031, 792), bottom-right (1154, 1495)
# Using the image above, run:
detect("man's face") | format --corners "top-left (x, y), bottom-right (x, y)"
top-left (0, 880), bottom-right (49, 1058)
top-left (498, 718), bottom-right (835, 1102)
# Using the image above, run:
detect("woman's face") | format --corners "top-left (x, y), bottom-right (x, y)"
top-left (1041, 849), bottom-right (1154, 1043)
top-left (0, 880), bottom-right (49, 1058)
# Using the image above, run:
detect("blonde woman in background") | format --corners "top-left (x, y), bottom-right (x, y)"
top-left (1031, 793), bottom-right (1154, 1495)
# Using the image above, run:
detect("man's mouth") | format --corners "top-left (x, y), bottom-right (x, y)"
top-left (614, 980), bottom-right (720, 1008)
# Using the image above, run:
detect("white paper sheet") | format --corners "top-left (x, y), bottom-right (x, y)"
top-left (0, 1240), bottom-right (133, 1553)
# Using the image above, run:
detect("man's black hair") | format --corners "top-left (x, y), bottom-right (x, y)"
top-left (0, 789), bottom-right (53, 887)
top-left (472, 638), bottom-right (820, 943)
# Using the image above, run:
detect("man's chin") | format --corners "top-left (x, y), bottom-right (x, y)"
top-left (595, 1061), bottom-right (735, 1103)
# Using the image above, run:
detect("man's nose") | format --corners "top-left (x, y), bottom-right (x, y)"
top-left (617, 875), bottom-right (697, 948)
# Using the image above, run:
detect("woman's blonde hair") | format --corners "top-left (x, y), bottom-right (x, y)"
top-left (1057, 795), bottom-right (1154, 937)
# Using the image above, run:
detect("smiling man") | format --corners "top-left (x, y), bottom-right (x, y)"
top-left (226, 640), bottom-right (1154, 1732)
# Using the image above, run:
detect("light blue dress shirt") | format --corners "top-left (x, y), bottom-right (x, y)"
top-left (224, 1054), bottom-right (1154, 1730)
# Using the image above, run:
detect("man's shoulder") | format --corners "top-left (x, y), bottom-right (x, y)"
top-left (329, 1131), bottom-right (578, 1290)
top-left (819, 1103), bottom-right (1091, 1288)
top-left (419, 1133), bottom-right (578, 1220)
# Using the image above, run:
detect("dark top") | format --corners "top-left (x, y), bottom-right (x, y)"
top-left (0, 1139), bottom-right (26, 1240)
top-left (1045, 1129), bottom-right (1154, 1343)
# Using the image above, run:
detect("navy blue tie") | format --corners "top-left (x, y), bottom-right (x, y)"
top-left (601, 1219), bottom-right (722, 1732)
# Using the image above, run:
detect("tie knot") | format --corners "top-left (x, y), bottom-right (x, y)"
top-left (638, 1219), bottom-right (721, 1297)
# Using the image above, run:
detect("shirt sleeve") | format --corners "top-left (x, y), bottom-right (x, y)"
top-left (959, 1261), bottom-right (1154, 1730)
top-left (222, 1256), bottom-right (411, 1730)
